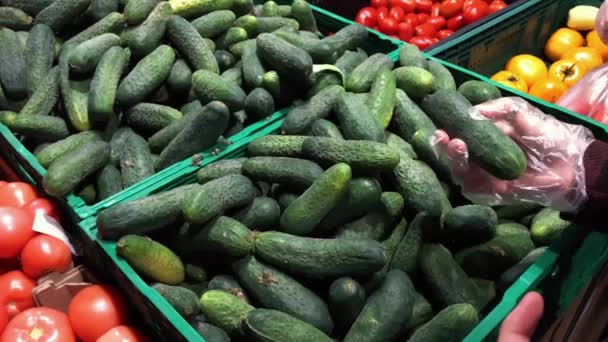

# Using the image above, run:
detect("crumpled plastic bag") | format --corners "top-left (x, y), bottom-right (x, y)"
top-left (596, 0), bottom-right (608, 43)
top-left (433, 97), bottom-right (594, 213)
top-left (557, 62), bottom-right (608, 124)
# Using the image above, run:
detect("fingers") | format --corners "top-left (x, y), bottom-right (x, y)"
top-left (446, 138), bottom-right (470, 178)
top-left (498, 292), bottom-right (544, 342)
top-left (475, 98), bottom-right (515, 121)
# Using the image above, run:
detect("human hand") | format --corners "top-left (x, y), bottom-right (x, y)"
top-left (597, 0), bottom-right (608, 43)
top-left (434, 97), bottom-right (594, 212)
top-left (498, 292), bottom-right (544, 342)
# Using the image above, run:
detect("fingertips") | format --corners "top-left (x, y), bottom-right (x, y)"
top-left (433, 130), bottom-right (450, 145)
top-left (495, 120), bottom-right (516, 138)
top-left (499, 292), bottom-right (544, 341)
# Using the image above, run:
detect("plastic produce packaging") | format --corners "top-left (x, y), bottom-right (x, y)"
top-left (597, 0), bottom-right (608, 43)
top-left (557, 62), bottom-right (608, 124)
top-left (434, 97), bottom-right (594, 212)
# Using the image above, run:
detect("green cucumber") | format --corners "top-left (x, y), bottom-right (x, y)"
top-left (406, 292), bottom-right (434, 333)
top-left (197, 158), bottom-right (246, 183)
top-left (120, 130), bottom-right (155, 188)
top-left (307, 72), bottom-right (341, 97)
top-left (242, 156), bottom-right (323, 190)
top-left (191, 10), bottom-right (236, 38)
top-left (291, 0), bottom-right (318, 33)
top-left (199, 290), bottom-right (254, 335)
top-left (234, 15), bottom-right (257, 37)
top-left (247, 135), bottom-right (306, 158)
top-left (261, 0), bottom-right (279, 16)
top-left (243, 309), bottom-right (332, 342)
top-left (346, 53), bottom-right (394, 93)
top-left (530, 208), bottom-right (571, 245)
top-left (109, 126), bottom-right (131, 166)
top-left (220, 63), bottom-right (242, 86)
top-left (63, 12), bottom-right (125, 47)
top-left (192, 69), bottom-right (246, 111)
top-left (335, 92), bottom-right (385, 142)
top-left (241, 41), bottom-right (265, 89)
top-left (410, 129), bottom-right (451, 181)
top-left (175, 216), bottom-right (254, 257)
top-left (123, 0), bottom-right (159, 25)
top-left (68, 33), bottom-right (121, 73)
top-left (398, 44), bottom-right (427, 69)
top-left (393, 66), bottom-right (434, 98)
top-left (255, 16), bottom-right (299, 34)
top-left (59, 47), bottom-right (92, 131)
top-left (0, 0), bottom-right (55, 16)
top-left (125, 103), bottom-right (183, 136)
top-left (233, 196), bottom-right (280, 230)
top-left (336, 49), bottom-right (368, 78)
top-left (86, 0), bottom-right (119, 22)
top-left (0, 28), bottom-right (27, 99)
top-left (191, 322), bottom-right (230, 342)
top-left (408, 304), bottom-right (479, 342)
top-left (215, 27), bottom-right (247, 50)
top-left (367, 66), bottom-right (396, 129)
top-left (428, 60), bottom-right (457, 92)
top-left (207, 274), bottom-right (250, 303)
top-left (24, 24), bottom-right (55, 96)
top-left (256, 33), bottom-right (312, 83)
top-left (323, 24), bottom-right (367, 57)
top-left (0, 111), bottom-right (69, 141)
top-left (19, 66), bottom-right (59, 116)
top-left (274, 30), bottom-right (334, 63)
top-left (458, 80), bottom-right (502, 105)
top-left (281, 84), bottom-right (343, 134)
top-left (386, 132), bottom-right (417, 159)
top-left (214, 50), bottom-right (236, 71)
top-left (167, 15), bottom-right (219, 73)
top-left (310, 119), bottom-right (344, 139)
top-left (33, 0), bottom-right (91, 32)
top-left (88, 46), bottom-right (130, 124)
top-left (117, 235), bottom-right (184, 284)
top-left (442, 205), bottom-right (498, 245)
top-left (245, 88), bottom-right (274, 119)
top-left (389, 212), bottom-right (432, 274)
top-left (96, 164), bottom-right (123, 200)
top-left (328, 277), bottom-right (366, 332)
top-left (390, 89), bottom-right (436, 142)
top-left (168, 0), bottom-right (233, 18)
top-left (152, 283), bottom-right (199, 318)
top-left (185, 264), bottom-right (207, 282)
top-left (35, 131), bottom-right (101, 168)
top-left (232, 0), bottom-right (253, 17)
top-left (121, 2), bottom-right (172, 57)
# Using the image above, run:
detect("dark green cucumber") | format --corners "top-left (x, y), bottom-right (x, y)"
top-left (152, 283), bottom-right (199, 318)
top-left (410, 129), bottom-right (452, 181)
top-left (498, 247), bottom-right (546, 291)
top-left (418, 244), bottom-right (484, 310)
top-left (256, 33), bottom-right (312, 83)
top-left (421, 90), bottom-right (527, 180)
top-left (291, 0), bottom-right (318, 33)
top-left (33, 0), bottom-right (91, 32)
top-left (344, 269), bottom-right (415, 342)
top-left (247, 135), bottom-right (306, 158)
top-left (191, 10), bottom-right (236, 38)
top-left (242, 156), bottom-right (323, 190)
top-left (530, 208), bottom-right (571, 245)
top-left (109, 126), bottom-right (131, 166)
top-left (168, 0), bottom-right (233, 18)
top-left (386, 132), bottom-right (417, 159)
top-left (97, 184), bottom-right (197, 239)
top-left (496, 203), bottom-right (541, 220)
top-left (393, 66), bottom-right (434, 98)
top-left (19, 66), bottom-right (59, 116)
top-left (183, 174), bottom-right (258, 224)
top-left (120, 2), bottom-right (172, 57)
top-left (35, 130), bottom-right (101, 168)
top-left (0, 78), bottom-right (25, 112)
top-left (0, 111), bottom-right (68, 141)
top-left (280, 163), bottom-right (351, 236)
top-left (408, 304), bottom-right (479, 342)
top-left (207, 274), bottom-right (250, 303)
top-left (428, 60), bottom-right (457, 92)
top-left (192, 69), bottom-right (246, 111)
top-left (120, 130), bottom-right (154, 188)
top-left (302, 137), bottom-right (400, 172)
top-left (262, 70), bottom-right (297, 106)
top-left (390, 89), bottom-right (436, 142)
top-left (277, 191), bottom-right (299, 211)
top-left (282, 85), bottom-right (343, 134)
top-left (123, 0), bottom-right (159, 25)
top-left (175, 216), bottom-right (254, 257)
top-left (389, 212), bottom-right (432, 274)
top-left (76, 183), bottom-right (96, 204)
top-left (43, 140), bottom-right (110, 197)
top-left (24, 24), bottom-right (55, 96)
top-left (458, 80), bottom-right (503, 105)
top-left (68, 33), bottom-right (121, 73)
top-left (274, 30), bottom-right (334, 63)
top-left (88, 46), bottom-right (130, 124)
top-left (96, 164), bottom-right (123, 200)
top-left (199, 290), bottom-right (254, 335)
top-left (442, 205), bottom-right (498, 245)
top-left (166, 15), bottom-right (218, 74)
top-left (214, 50), bottom-right (236, 72)
top-left (255, 16), bottom-right (299, 34)
top-left (0, 28), bottom-right (27, 99)
top-left (185, 263), bottom-right (207, 282)
top-left (116, 44), bottom-right (175, 106)
top-left (336, 49), bottom-right (368, 77)
top-left (61, 12), bottom-right (123, 47)
top-left (398, 44), bottom-right (427, 69)
top-left (335, 92), bottom-right (384, 142)
top-left (346, 53), bottom-right (394, 93)
top-left (328, 277), bottom-right (366, 333)
top-left (245, 88), bottom-right (274, 119)
top-left (59, 47), bottom-right (92, 132)
top-left (191, 322), bottom-right (230, 342)
top-left (243, 309), bottom-right (332, 342)
top-left (86, 0), bottom-right (119, 22)
top-left (367, 66), bottom-right (396, 129)
top-left (406, 292), bottom-right (434, 333)
top-left (125, 103), bottom-right (183, 136)
top-left (241, 41), bottom-right (265, 89)
top-left (233, 256), bottom-right (333, 334)
top-left (232, 0), bottom-right (253, 17)
top-left (215, 27), bottom-right (247, 51)
top-left (197, 158), bottom-right (246, 183)
top-left (220, 63), bottom-right (242, 86)
top-left (307, 72), bottom-right (341, 97)
top-left (156, 101), bottom-right (229, 170)
top-left (323, 24), bottom-right (368, 57)
top-left (233, 196), bottom-right (280, 230)
top-left (117, 235), bottom-right (185, 284)
top-left (310, 119), bottom-right (344, 139)
top-left (0, 0), bottom-right (55, 16)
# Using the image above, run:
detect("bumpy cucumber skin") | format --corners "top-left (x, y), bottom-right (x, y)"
top-left (0, 111), bottom-right (69, 141)
top-left (243, 309), bottom-right (332, 342)
top-left (311, 119), bottom-right (344, 139)
top-left (256, 33), bottom-right (313, 83)
top-left (167, 15), bottom-right (219, 73)
top-left (120, 130), bottom-right (155, 188)
top-left (282, 85), bottom-right (343, 135)
top-left (175, 216), bottom-right (254, 257)
top-left (192, 69), bottom-right (246, 112)
top-left (233, 196), bottom-right (280, 230)
top-left (247, 135), bottom-right (307, 158)
top-left (346, 53), bottom-right (394, 93)
top-left (152, 283), bottom-right (200, 318)
top-left (120, 2), bottom-right (172, 57)
top-left (398, 44), bottom-right (428, 69)
top-left (242, 156), bottom-right (323, 190)
top-left (197, 158), bottom-right (246, 183)
top-left (35, 130), bottom-right (101, 168)
top-left (88, 47), bottom-right (130, 125)
top-left (123, 0), bottom-right (159, 25)
top-left (245, 88), bottom-right (274, 119)
top-left (124, 102), bottom-right (183, 136)
top-left (191, 10), bottom-right (236, 38)
top-left (97, 164), bottom-right (123, 200)
top-left (25, 24), bottom-right (55, 96)
top-left (335, 92), bottom-right (385, 142)
top-left (63, 12), bottom-right (125, 47)
top-left (241, 41), bottom-right (265, 89)
top-left (0, 28), bottom-right (27, 99)
top-left (390, 89), bottom-right (436, 142)
top-left (117, 235), bottom-right (185, 285)
top-left (20, 66), bottom-right (59, 116)
top-left (0, 7), bottom-right (32, 30)
top-left (33, 0), bottom-right (91, 32)
top-left (68, 33), bottom-right (121, 73)
top-left (199, 290), bottom-right (254, 335)
top-left (408, 304), bottom-right (479, 342)
top-left (428, 60), bottom-right (457, 92)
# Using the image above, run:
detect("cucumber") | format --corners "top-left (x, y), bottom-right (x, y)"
top-left (421, 90), bottom-right (527, 180)
top-left (346, 53), bottom-right (394, 93)
top-left (152, 283), bottom-right (199, 318)
top-left (0, 0), bottom-right (55, 16)
top-left (68, 33), bottom-right (121, 73)
top-left (0, 111), bottom-right (69, 141)
top-left (307, 72), bottom-right (341, 97)
top-left (25, 24), bottom-right (55, 96)
top-left (335, 92), bottom-right (385, 142)
top-left (243, 309), bottom-right (332, 342)
top-left (233, 256), bottom-right (334, 334)
top-left (97, 184), bottom-right (197, 239)
top-left (242, 156), bottom-right (323, 190)
top-left (43, 140), bottom-right (110, 197)
top-left (291, 0), bottom-right (318, 34)
top-left (393, 66), bottom-right (434, 98)
top-left (282, 85), bottom-right (343, 134)
top-left (408, 304), bottom-right (479, 342)
top-left (389, 212), bottom-right (430, 274)
top-left (498, 247), bottom-right (546, 290)
top-left (88, 47), bottom-right (130, 125)
top-left (247, 135), bottom-right (306, 158)
top-left (406, 292), bottom-right (434, 333)
top-left (256, 16), bottom-right (299, 34)
top-left (197, 158), bottom-right (246, 183)
top-left (63, 12), bottom-right (125, 47)
top-left (530, 208), bottom-right (571, 245)
top-left (280, 163), bottom-right (351, 236)
top-left (191, 10), bottom-right (235, 38)
top-left (328, 277), bottom-right (366, 333)
top-left (120, 130), bottom-right (154, 188)
top-left (0, 28), bottom-right (27, 99)
top-left (410, 129), bottom-right (452, 181)
top-left (344, 270), bottom-right (415, 342)
top-left (35, 131), bottom-right (101, 168)
top-left (191, 322), bottom-right (230, 342)
top-left (367, 67), bottom-right (396, 129)
top-left (76, 183), bottom-right (96, 204)
top-left (302, 137), bottom-right (400, 172)
top-left (192, 69), bottom-right (246, 111)
top-left (256, 33), bottom-right (313, 83)
top-left (390, 89), bottom-right (436, 142)
top-left (428, 60), bottom-right (457, 92)
top-left (496, 203), bottom-right (541, 220)
top-left (97, 164), bottom-right (123, 200)
top-left (117, 235), bottom-right (184, 284)
top-left (386, 132), bottom-right (417, 159)
top-left (323, 24), bottom-right (368, 57)
top-left (167, 15), bottom-right (219, 74)
top-left (86, 0), bottom-right (119, 22)
top-left (214, 50), bottom-right (235, 71)
top-left (233, 196), bottom-right (280, 230)
top-left (207, 274), bottom-right (250, 303)
top-left (398, 44), bottom-right (427, 69)
top-left (125, 103), bottom-right (183, 136)
top-left (457, 80), bottom-right (503, 105)
top-left (495, 222), bottom-right (529, 237)
top-left (274, 30), bottom-right (334, 63)
top-left (116, 44), bottom-right (175, 106)
top-left (336, 49), bottom-right (368, 77)
top-left (245, 88), bottom-right (274, 119)
top-left (418, 244), bottom-right (484, 310)
top-left (311, 119), bottom-right (344, 139)
top-left (199, 290), bottom-right (254, 335)
top-left (220, 63), bottom-right (242, 86)
top-left (234, 15), bottom-right (257, 37)
top-left (175, 216), bottom-right (254, 257)
top-left (442, 205), bottom-right (498, 245)
top-left (241, 41), bottom-right (265, 89)
top-left (109, 126), bottom-right (131, 166)
top-left (215, 27), bottom-right (247, 51)
top-left (183, 174), bottom-right (258, 225)
top-left (277, 191), bottom-right (299, 211)
top-left (33, 0), bottom-right (91, 32)
top-left (19, 66), bottom-right (59, 116)
top-left (232, 0), bottom-right (253, 17)
top-left (0, 79), bottom-right (25, 112)
top-left (121, 2), bottom-right (172, 57)
top-left (262, 70), bottom-right (296, 106)
top-left (185, 264), bottom-right (207, 282)
top-left (123, 0), bottom-right (159, 25)
top-left (59, 48), bottom-right (92, 131)
top-left (155, 101), bottom-right (229, 170)
top-left (168, 0), bottom-right (233, 18)
top-left (261, 0), bottom-right (279, 16)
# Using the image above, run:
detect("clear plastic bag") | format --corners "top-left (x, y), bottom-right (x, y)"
top-left (557, 62), bottom-right (608, 124)
top-left (596, 0), bottom-right (608, 43)
top-left (433, 97), bottom-right (594, 212)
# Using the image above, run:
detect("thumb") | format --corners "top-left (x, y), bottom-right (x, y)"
top-left (498, 292), bottom-right (544, 342)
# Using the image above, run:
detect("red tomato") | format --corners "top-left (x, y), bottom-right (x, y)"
top-left (415, 23), bottom-right (438, 37)
top-left (488, 0), bottom-right (507, 14)
top-left (24, 198), bottom-right (62, 225)
top-left (390, 0), bottom-right (415, 12)
top-left (378, 17), bottom-right (398, 35)
top-left (389, 6), bottom-right (405, 22)
top-left (0, 271), bottom-right (36, 319)
top-left (0, 207), bottom-right (35, 259)
top-left (0, 181), bottom-right (6, 188)
top-left (371, 0), bottom-right (389, 8)
top-left (463, 0), bottom-right (480, 8)
top-left (0, 307), bottom-right (6, 335)
top-left (96, 326), bottom-right (148, 342)
top-left (409, 36), bottom-right (435, 49)
top-left (68, 285), bottom-right (130, 342)
top-left (439, 0), bottom-right (464, 18)
top-left (415, 0), bottom-right (433, 13)
top-left (431, 3), bottom-right (441, 17)
top-left (416, 13), bottom-right (430, 24)
top-left (1, 307), bottom-right (76, 342)
top-left (355, 7), bottom-right (377, 27)
top-left (398, 22), bottom-right (414, 41)
top-left (0, 182), bottom-right (38, 208)
top-left (426, 16), bottom-right (447, 30)
top-left (404, 13), bottom-right (418, 26)
top-left (20, 235), bottom-right (72, 279)
top-left (447, 13), bottom-right (465, 30)
top-left (463, 1), bottom-right (488, 24)
top-left (437, 29), bottom-right (455, 39)
top-left (377, 6), bottom-right (389, 21)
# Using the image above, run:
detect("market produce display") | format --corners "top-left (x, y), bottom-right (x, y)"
top-left (355, 0), bottom-right (508, 49)
top-left (94, 39), bottom-right (574, 341)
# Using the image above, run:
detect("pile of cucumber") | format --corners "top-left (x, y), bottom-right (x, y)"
top-left (0, 0), bottom-right (368, 204)
top-left (95, 37), bottom-right (574, 341)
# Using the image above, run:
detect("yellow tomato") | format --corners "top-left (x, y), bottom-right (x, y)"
top-left (490, 70), bottom-right (529, 93)
top-left (544, 28), bottom-right (585, 62)
top-left (505, 54), bottom-right (548, 88)
top-left (528, 78), bottom-right (568, 103)
top-left (561, 47), bottom-right (604, 70)
top-left (586, 30), bottom-right (608, 61)
top-left (548, 59), bottom-right (588, 88)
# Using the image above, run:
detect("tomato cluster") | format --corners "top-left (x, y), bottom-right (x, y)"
top-left (356, 0), bottom-right (507, 49)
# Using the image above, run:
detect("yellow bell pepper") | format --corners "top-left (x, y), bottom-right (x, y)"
top-left (567, 5), bottom-right (599, 31)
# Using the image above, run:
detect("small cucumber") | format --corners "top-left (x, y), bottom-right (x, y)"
top-left (261, 0), bottom-right (279, 17)
top-left (125, 103), bottom-right (183, 136)
top-left (234, 15), bottom-right (257, 37)
top-left (241, 41), bottom-right (265, 89)
top-left (199, 290), bottom-right (254, 335)
top-left (242, 156), bottom-right (323, 190)
top-left (117, 235), bottom-right (185, 285)
top-left (197, 158), bottom-right (246, 183)
top-left (408, 304), bottom-right (479, 342)
top-left (120, 130), bottom-right (155, 188)
top-left (367, 66), bottom-right (396, 129)
top-left (458, 80), bottom-right (502, 105)
top-left (0, 28), bottom-right (27, 99)
top-left (215, 27), bottom-right (247, 51)
top-left (243, 309), bottom-right (332, 342)
top-left (86, 0), bottom-right (119, 22)
top-left (247, 135), bottom-right (306, 158)
top-left (336, 49), bottom-right (368, 78)
top-left (192, 69), bottom-right (246, 111)
top-left (168, 0), bottom-right (233, 18)
top-left (152, 283), bottom-right (199, 318)
top-left (329, 277), bottom-right (366, 333)
top-left (393, 66), bottom-right (434, 98)
top-left (398, 44), bottom-right (428, 69)
top-left (175, 216), bottom-right (254, 257)
top-left (282, 85), bottom-right (343, 134)
top-left (346, 53), bottom-right (394, 93)
top-left (310, 119), bottom-right (344, 139)
top-left (24, 24), bottom-right (55, 96)
top-left (291, 0), bottom-right (318, 34)
top-left (214, 50), bottom-right (236, 72)
top-left (36, 130), bottom-right (101, 168)
top-left (245, 88), bottom-right (274, 119)
top-left (207, 274), bottom-right (250, 304)
top-left (33, 0), bottom-right (91, 32)
top-left (232, 0), bottom-right (254, 17)
top-left (323, 24), bottom-right (367, 57)
top-left (389, 212), bottom-right (431, 274)
top-left (68, 33), bottom-right (121, 73)
top-left (256, 16), bottom-right (299, 34)
top-left (167, 15), bottom-right (219, 74)
top-left (274, 30), bottom-right (334, 63)
top-left (233, 197), bottom-right (280, 230)
top-left (88, 47), bottom-right (130, 125)
top-left (442, 205), bottom-right (498, 245)
top-left (123, 0), bottom-right (159, 25)
top-left (0, 111), bottom-right (68, 141)
top-left (191, 10), bottom-right (236, 38)
top-left (167, 59), bottom-right (193, 94)
top-left (256, 33), bottom-right (312, 83)
top-left (530, 208), bottom-right (571, 245)
top-left (390, 89), bottom-right (436, 142)
top-left (96, 164), bottom-right (123, 200)
top-left (63, 12), bottom-right (125, 47)
top-left (335, 92), bottom-right (385, 142)
top-left (19, 66), bottom-right (59, 116)
top-left (410, 129), bottom-right (451, 181)
top-left (120, 2), bottom-right (172, 57)
top-left (428, 60), bottom-right (457, 92)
